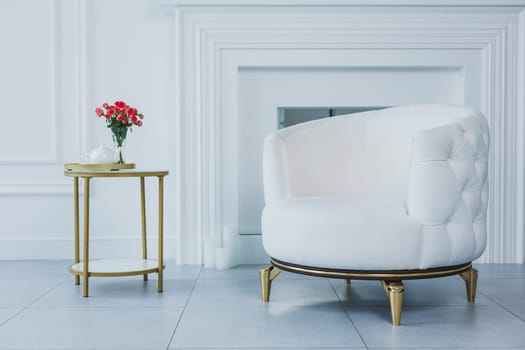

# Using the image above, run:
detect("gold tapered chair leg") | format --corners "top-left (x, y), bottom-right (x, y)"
top-left (260, 265), bottom-right (281, 302)
top-left (344, 279), bottom-right (351, 286)
top-left (383, 280), bottom-right (404, 326)
top-left (460, 267), bottom-right (478, 303)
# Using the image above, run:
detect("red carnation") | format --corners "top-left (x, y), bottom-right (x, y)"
top-left (115, 101), bottom-right (127, 109)
top-left (95, 100), bottom-right (144, 135)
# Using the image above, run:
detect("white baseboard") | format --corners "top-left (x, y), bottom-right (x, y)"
top-left (0, 235), bottom-right (261, 263)
top-left (0, 237), bottom-right (177, 260)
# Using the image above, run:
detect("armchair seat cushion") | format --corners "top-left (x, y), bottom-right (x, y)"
top-left (262, 197), bottom-right (423, 270)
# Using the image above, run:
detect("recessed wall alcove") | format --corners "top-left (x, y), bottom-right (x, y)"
top-left (159, 0), bottom-right (525, 265)
top-left (238, 66), bottom-right (464, 240)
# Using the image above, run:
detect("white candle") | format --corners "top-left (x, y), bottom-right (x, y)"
top-left (216, 247), bottom-right (234, 270)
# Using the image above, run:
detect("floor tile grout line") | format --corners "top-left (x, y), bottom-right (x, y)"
top-left (0, 277), bottom-right (67, 328)
top-left (328, 279), bottom-right (369, 350)
top-left (341, 303), bottom-right (512, 308)
top-left (166, 266), bottom-right (203, 350)
top-left (171, 347), bottom-right (365, 350)
top-left (26, 305), bottom-right (193, 310)
top-left (477, 291), bottom-right (525, 323)
top-left (182, 345), bottom-right (370, 349)
top-left (171, 345), bottom-right (366, 349)
top-left (0, 347), bottom-right (516, 350)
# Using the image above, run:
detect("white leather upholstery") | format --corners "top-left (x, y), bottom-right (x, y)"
top-left (261, 104), bottom-right (490, 270)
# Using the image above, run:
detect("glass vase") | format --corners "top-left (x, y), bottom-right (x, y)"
top-left (111, 126), bottom-right (128, 164)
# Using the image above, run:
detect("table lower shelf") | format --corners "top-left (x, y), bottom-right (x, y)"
top-left (68, 258), bottom-right (165, 277)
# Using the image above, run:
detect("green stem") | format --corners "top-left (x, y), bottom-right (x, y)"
top-left (111, 126), bottom-right (127, 164)
top-left (118, 147), bottom-right (124, 164)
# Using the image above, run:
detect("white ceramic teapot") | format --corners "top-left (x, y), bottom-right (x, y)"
top-left (83, 144), bottom-right (118, 164)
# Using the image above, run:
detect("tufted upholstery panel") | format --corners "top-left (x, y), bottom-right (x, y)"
top-left (407, 113), bottom-right (490, 267)
top-left (262, 104), bottom-right (490, 270)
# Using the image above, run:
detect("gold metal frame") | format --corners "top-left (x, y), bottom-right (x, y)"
top-left (68, 263), bottom-right (166, 277)
top-left (459, 268), bottom-right (478, 303)
top-left (64, 163), bottom-right (136, 171)
top-left (381, 281), bottom-right (404, 326)
top-left (140, 176), bottom-right (148, 281)
top-left (65, 168), bottom-right (168, 297)
top-left (65, 170), bottom-right (168, 178)
top-left (261, 258), bottom-right (478, 326)
top-left (259, 265), bottom-right (282, 301)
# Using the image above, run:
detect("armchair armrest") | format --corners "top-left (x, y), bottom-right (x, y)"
top-left (407, 116), bottom-right (489, 262)
top-left (407, 123), bottom-right (466, 224)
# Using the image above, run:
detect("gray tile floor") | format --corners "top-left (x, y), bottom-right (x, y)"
top-left (0, 261), bottom-right (524, 349)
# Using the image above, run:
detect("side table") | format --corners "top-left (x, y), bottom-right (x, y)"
top-left (64, 168), bottom-right (169, 297)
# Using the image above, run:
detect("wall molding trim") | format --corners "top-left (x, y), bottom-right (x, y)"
top-left (0, 183), bottom-right (71, 196)
top-left (0, 0), bottom-right (59, 165)
top-left (0, 0), bottom-right (83, 195)
top-left (166, 4), bottom-right (525, 264)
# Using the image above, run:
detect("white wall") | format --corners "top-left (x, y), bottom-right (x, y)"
top-left (238, 67), bottom-right (466, 236)
top-left (1, 0), bottom-right (525, 265)
top-left (0, 0), bottom-right (175, 259)
top-left (170, 1), bottom-right (525, 265)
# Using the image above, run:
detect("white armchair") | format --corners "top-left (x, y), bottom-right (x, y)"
top-left (259, 104), bottom-right (490, 326)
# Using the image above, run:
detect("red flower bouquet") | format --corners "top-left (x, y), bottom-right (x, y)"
top-left (95, 101), bottom-right (144, 163)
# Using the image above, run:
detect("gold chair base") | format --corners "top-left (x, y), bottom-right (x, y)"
top-left (260, 265), bottom-right (282, 302)
top-left (381, 280), bottom-right (404, 326)
top-left (459, 267), bottom-right (478, 303)
top-left (260, 258), bottom-right (478, 326)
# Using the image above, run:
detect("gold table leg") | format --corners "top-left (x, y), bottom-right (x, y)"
top-left (157, 176), bottom-right (164, 293)
top-left (260, 265), bottom-right (282, 302)
top-left (73, 177), bottom-right (80, 285)
top-left (344, 279), bottom-right (351, 286)
top-left (460, 267), bottom-right (478, 303)
top-left (140, 176), bottom-right (148, 281)
top-left (83, 177), bottom-right (91, 297)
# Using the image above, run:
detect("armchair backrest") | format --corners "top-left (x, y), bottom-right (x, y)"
top-left (263, 104), bottom-right (490, 204)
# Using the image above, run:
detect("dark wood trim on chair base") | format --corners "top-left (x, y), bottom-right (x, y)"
top-left (270, 258), bottom-right (472, 280)
top-left (260, 258), bottom-right (477, 326)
